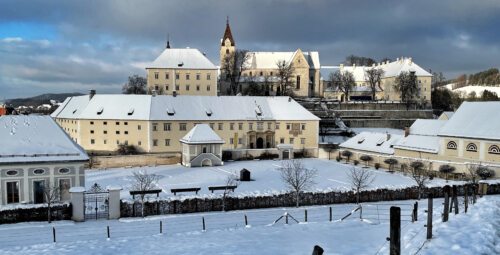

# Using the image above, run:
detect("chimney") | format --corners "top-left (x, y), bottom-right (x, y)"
top-left (89, 90), bottom-right (96, 100)
top-left (404, 127), bottom-right (410, 137)
top-left (173, 90), bottom-right (177, 97)
top-left (386, 132), bottom-right (391, 141)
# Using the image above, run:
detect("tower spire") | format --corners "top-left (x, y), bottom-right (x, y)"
top-left (221, 17), bottom-right (235, 46)
top-left (166, 33), bottom-right (171, 49)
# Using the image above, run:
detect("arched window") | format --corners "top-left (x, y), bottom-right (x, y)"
top-left (447, 141), bottom-right (457, 150)
top-left (488, 145), bottom-right (500, 154)
top-left (466, 143), bottom-right (477, 152)
top-left (225, 49), bottom-right (229, 54)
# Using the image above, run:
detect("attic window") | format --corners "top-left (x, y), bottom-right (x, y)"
top-left (167, 107), bottom-right (175, 116)
top-left (376, 138), bottom-right (385, 146)
top-left (206, 109), bottom-right (213, 117)
top-left (255, 106), bottom-right (263, 116)
top-left (357, 137), bottom-right (365, 144)
top-left (178, 62), bottom-right (184, 67)
top-left (97, 107), bottom-right (104, 115)
top-left (128, 108), bottom-right (134, 116)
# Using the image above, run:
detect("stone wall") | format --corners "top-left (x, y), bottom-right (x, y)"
top-left (120, 183), bottom-right (500, 217)
top-left (0, 204), bottom-right (72, 224)
top-left (88, 153), bottom-right (181, 169)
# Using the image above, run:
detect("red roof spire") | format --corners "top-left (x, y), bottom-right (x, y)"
top-left (221, 17), bottom-right (235, 46)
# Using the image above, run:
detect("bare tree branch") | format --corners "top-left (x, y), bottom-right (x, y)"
top-left (329, 70), bottom-right (355, 102)
top-left (42, 182), bottom-right (61, 223)
top-left (280, 159), bottom-right (317, 207)
top-left (347, 167), bottom-right (375, 204)
top-left (131, 170), bottom-right (160, 217)
top-left (365, 68), bottom-right (384, 100)
top-left (276, 60), bottom-right (295, 96)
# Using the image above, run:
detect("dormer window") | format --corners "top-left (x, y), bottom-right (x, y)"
top-left (97, 107), bottom-right (104, 115)
top-left (128, 108), bottom-right (134, 116)
top-left (206, 108), bottom-right (213, 117)
top-left (255, 106), bottom-right (263, 116)
top-left (376, 138), bottom-right (385, 146)
top-left (178, 62), bottom-right (184, 67)
top-left (167, 107), bottom-right (175, 116)
top-left (357, 137), bottom-right (365, 144)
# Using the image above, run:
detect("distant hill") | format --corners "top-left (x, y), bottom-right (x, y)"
top-left (6, 93), bottom-right (84, 107)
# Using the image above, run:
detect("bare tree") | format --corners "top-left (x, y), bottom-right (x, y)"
top-left (221, 49), bottom-right (249, 95)
top-left (365, 68), bottom-right (384, 100)
top-left (348, 167), bottom-right (375, 204)
top-left (465, 163), bottom-right (480, 185)
top-left (221, 173), bottom-right (240, 212)
top-left (42, 182), bottom-right (61, 223)
top-left (122, 75), bottom-right (147, 94)
top-left (329, 70), bottom-right (355, 102)
top-left (394, 71), bottom-right (419, 109)
top-left (280, 160), bottom-right (318, 207)
top-left (131, 170), bottom-right (160, 217)
top-left (276, 60), bottom-right (295, 96)
top-left (409, 161), bottom-right (430, 200)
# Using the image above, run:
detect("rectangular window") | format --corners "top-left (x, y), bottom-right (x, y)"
top-left (179, 123), bottom-right (187, 131)
top-left (218, 123), bottom-right (223, 130)
top-left (116, 131), bottom-right (120, 134)
top-left (90, 130), bottom-right (94, 134)
top-left (196, 85), bottom-right (200, 91)
top-left (165, 85), bottom-right (169, 91)
top-left (186, 74), bottom-right (190, 80)
top-left (249, 123), bottom-right (253, 130)
top-left (103, 122), bottom-right (107, 125)
top-left (301, 123), bottom-right (306, 130)
top-left (138, 125), bottom-right (141, 130)
top-left (301, 138), bottom-right (306, 145)
top-left (186, 85), bottom-right (190, 91)
top-left (286, 123), bottom-right (291, 130)
top-left (210, 123), bottom-right (215, 129)
top-left (116, 122), bottom-right (120, 125)
top-left (103, 139), bottom-right (107, 144)
top-left (124, 131), bottom-right (128, 135)
top-left (238, 138), bottom-right (243, 145)
top-left (152, 123), bottom-right (158, 131)
top-left (280, 138), bottom-right (285, 144)
top-left (257, 122), bottom-right (263, 130)
top-left (289, 138), bottom-right (294, 144)
top-left (268, 122), bottom-right (272, 130)
top-left (124, 122), bottom-right (128, 125)
top-left (207, 74), bottom-right (211, 80)
top-left (238, 123), bottom-right (243, 130)
top-left (154, 72), bottom-right (159, 79)
top-left (104, 130), bottom-right (107, 134)
top-left (176, 85), bottom-right (180, 90)
top-left (165, 139), bottom-right (170, 146)
top-left (164, 123), bottom-right (171, 131)
top-left (91, 139), bottom-right (95, 144)
top-left (6, 181), bottom-right (20, 204)
top-left (124, 140), bottom-right (128, 145)
top-left (275, 123), bottom-right (280, 130)
top-left (90, 121), bottom-right (94, 125)
top-left (175, 74), bottom-right (179, 80)
top-left (153, 139), bottom-right (158, 146)
top-left (230, 123), bottom-right (234, 130)
top-left (138, 141), bottom-right (142, 146)
top-left (207, 85), bottom-right (211, 91)
top-left (165, 73), bottom-right (169, 79)
top-left (230, 138), bottom-right (234, 144)
top-left (116, 140), bottom-right (120, 145)
top-left (196, 74), bottom-right (200, 80)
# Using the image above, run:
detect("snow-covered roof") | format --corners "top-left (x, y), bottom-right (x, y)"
top-left (51, 95), bottom-right (320, 121)
top-left (409, 119), bottom-right (447, 136)
top-left (339, 132), bottom-right (402, 155)
top-left (146, 48), bottom-right (217, 70)
top-left (0, 116), bottom-right (89, 164)
top-left (180, 124), bottom-right (224, 144)
top-left (438, 101), bottom-right (500, 141)
top-left (321, 58), bottom-right (432, 82)
top-left (244, 50), bottom-right (320, 69)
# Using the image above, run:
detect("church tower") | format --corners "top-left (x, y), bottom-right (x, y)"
top-left (220, 17), bottom-right (236, 68)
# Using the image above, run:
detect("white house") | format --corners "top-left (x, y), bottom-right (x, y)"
top-left (180, 124), bottom-right (224, 167)
top-left (0, 116), bottom-right (89, 206)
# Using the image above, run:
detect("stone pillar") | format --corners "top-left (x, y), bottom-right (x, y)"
top-left (107, 186), bottom-right (122, 220)
top-left (69, 187), bottom-right (85, 222)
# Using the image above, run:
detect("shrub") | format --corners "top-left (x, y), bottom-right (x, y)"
top-left (439, 164), bottom-right (456, 181)
top-left (476, 166), bottom-right (495, 180)
top-left (383, 158), bottom-right (398, 171)
top-left (353, 160), bottom-right (359, 166)
top-left (428, 173), bottom-right (435, 180)
top-left (341, 150), bottom-right (353, 162)
top-left (400, 163), bottom-right (408, 173)
top-left (359, 155), bottom-right (373, 167)
top-left (293, 151), bottom-right (305, 159)
top-left (410, 161), bottom-right (425, 171)
top-left (222, 151), bottom-right (233, 161)
top-left (374, 163), bottom-right (380, 169)
top-left (335, 156), bottom-right (341, 162)
top-left (116, 144), bottom-right (138, 155)
top-left (258, 151), bottom-right (278, 160)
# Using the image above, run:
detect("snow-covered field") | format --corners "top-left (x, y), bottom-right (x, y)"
top-left (85, 159), bottom-right (456, 200)
top-left (444, 84), bottom-right (500, 96)
top-left (0, 195), bottom-right (497, 254)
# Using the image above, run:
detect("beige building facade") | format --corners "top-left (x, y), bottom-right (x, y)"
top-left (52, 94), bottom-right (320, 157)
top-left (146, 44), bottom-right (218, 96)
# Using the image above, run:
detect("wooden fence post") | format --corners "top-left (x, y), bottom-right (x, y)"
top-left (52, 227), bottom-right (56, 243)
top-left (413, 202), bottom-right (418, 222)
top-left (426, 194), bottom-right (433, 240)
top-left (244, 214), bottom-right (248, 226)
top-left (389, 206), bottom-right (401, 255)
top-left (452, 185), bottom-right (459, 215)
top-left (443, 186), bottom-right (450, 222)
top-left (160, 221), bottom-right (163, 234)
top-left (464, 185), bottom-right (469, 214)
top-left (202, 217), bottom-right (206, 231)
top-left (107, 226), bottom-right (110, 239)
top-left (285, 213), bottom-right (289, 224)
top-left (329, 207), bottom-right (332, 222)
top-left (305, 209), bottom-right (308, 222)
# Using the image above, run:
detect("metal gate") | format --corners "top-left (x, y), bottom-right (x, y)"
top-left (84, 183), bottom-right (109, 220)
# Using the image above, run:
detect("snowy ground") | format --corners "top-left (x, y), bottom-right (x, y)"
top-left (0, 195), bottom-right (498, 254)
top-left (85, 159), bottom-right (457, 200)
top-left (444, 84), bottom-right (500, 96)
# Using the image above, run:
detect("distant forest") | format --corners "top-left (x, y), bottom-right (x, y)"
top-left (451, 68), bottom-right (500, 89)
top-left (5, 93), bottom-right (83, 107)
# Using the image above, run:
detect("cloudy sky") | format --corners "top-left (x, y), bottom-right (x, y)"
top-left (1, 0), bottom-right (499, 99)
